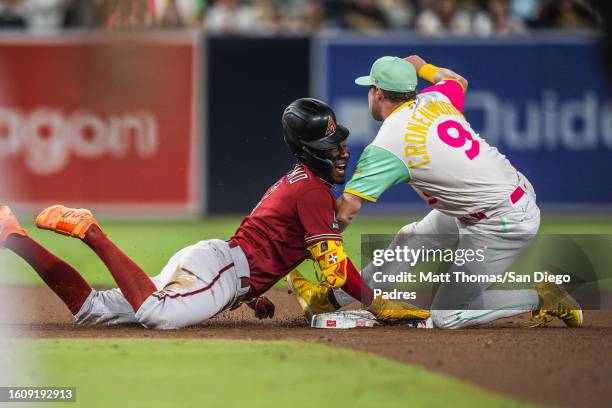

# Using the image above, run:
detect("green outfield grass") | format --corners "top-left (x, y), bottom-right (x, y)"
top-left (11, 338), bottom-right (531, 408)
top-left (2, 215), bottom-right (612, 286)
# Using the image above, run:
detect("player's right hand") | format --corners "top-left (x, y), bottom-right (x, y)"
top-left (245, 296), bottom-right (275, 319)
top-left (404, 55), bottom-right (427, 71)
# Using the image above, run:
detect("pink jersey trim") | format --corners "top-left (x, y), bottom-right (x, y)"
top-left (510, 186), bottom-right (525, 204)
top-left (419, 79), bottom-right (465, 112)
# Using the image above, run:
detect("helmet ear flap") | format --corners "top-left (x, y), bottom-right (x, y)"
top-left (302, 146), bottom-right (334, 173)
top-left (283, 120), bottom-right (306, 160)
top-left (284, 123), bottom-right (333, 174)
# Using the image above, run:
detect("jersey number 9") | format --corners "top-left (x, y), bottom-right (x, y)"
top-left (437, 120), bottom-right (480, 160)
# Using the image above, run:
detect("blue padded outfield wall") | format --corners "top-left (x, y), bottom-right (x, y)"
top-left (313, 35), bottom-right (612, 212)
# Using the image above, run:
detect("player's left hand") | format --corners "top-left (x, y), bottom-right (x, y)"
top-left (245, 296), bottom-right (275, 319)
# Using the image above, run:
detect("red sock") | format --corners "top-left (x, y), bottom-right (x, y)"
top-left (342, 258), bottom-right (374, 306)
top-left (83, 225), bottom-right (156, 311)
top-left (6, 234), bottom-right (92, 315)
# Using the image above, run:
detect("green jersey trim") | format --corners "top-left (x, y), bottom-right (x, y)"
top-left (344, 145), bottom-right (411, 202)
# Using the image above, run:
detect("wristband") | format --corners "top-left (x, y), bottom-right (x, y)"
top-left (418, 64), bottom-right (442, 84)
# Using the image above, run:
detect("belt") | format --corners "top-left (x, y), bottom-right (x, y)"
top-left (467, 185), bottom-right (525, 220)
top-left (219, 238), bottom-right (252, 311)
top-left (227, 277), bottom-right (252, 310)
top-left (237, 277), bottom-right (252, 303)
top-left (227, 239), bottom-right (250, 289)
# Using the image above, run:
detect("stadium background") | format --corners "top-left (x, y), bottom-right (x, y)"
top-left (1, 1), bottom-right (611, 408)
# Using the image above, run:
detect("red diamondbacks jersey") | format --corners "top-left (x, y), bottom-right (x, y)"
top-left (231, 164), bottom-right (342, 297)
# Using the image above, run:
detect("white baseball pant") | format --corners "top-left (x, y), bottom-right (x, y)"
top-left (74, 239), bottom-right (250, 330)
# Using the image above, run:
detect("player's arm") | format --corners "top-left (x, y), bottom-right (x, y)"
top-left (297, 188), bottom-right (347, 289)
top-left (307, 239), bottom-right (349, 289)
top-left (405, 54), bottom-right (468, 91)
top-left (338, 144), bottom-right (411, 230)
top-left (336, 193), bottom-right (363, 231)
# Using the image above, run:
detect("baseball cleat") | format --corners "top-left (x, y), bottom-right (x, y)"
top-left (285, 268), bottom-right (339, 320)
top-left (35, 205), bottom-right (99, 240)
top-left (367, 297), bottom-right (431, 322)
top-left (0, 206), bottom-right (27, 248)
top-left (531, 281), bottom-right (583, 327)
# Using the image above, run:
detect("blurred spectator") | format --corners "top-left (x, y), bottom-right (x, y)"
top-left (557, 0), bottom-right (596, 29)
top-left (341, 0), bottom-right (388, 31)
top-left (104, 0), bottom-right (156, 30)
top-left (278, 0), bottom-right (326, 33)
top-left (325, 0), bottom-right (345, 28)
top-left (0, 0), bottom-right (602, 34)
top-left (510, 0), bottom-right (539, 22)
top-left (157, 0), bottom-right (183, 28)
top-left (301, 0), bottom-right (327, 32)
top-left (251, 0), bottom-right (284, 33)
top-left (205, 0), bottom-right (257, 34)
top-left (417, 0), bottom-right (472, 36)
top-left (379, 0), bottom-right (415, 29)
top-left (63, 0), bottom-right (98, 29)
top-left (0, 0), bottom-right (26, 29)
top-left (531, 0), bottom-right (596, 29)
top-left (473, 0), bottom-right (526, 35)
top-left (154, 0), bottom-right (205, 28)
top-left (18, 0), bottom-right (70, 32)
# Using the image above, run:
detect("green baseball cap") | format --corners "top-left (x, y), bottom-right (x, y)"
top-left (355, 56), bottom-right (417, 92)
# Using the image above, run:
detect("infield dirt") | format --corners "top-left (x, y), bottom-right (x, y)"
top-left (2, 286), bottom-right (611, 408)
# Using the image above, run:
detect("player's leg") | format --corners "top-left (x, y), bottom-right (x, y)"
top-left (75, 288), bottom-right (139, 326)
top-left (75, 244), bottom-right (204, 326)
top-left (0, 206), bottom-right (92, 315)
top-left (36, 205), bottom-right (157, 312)
top-left (430, 200), bottom-right (544, 329)
top-left (36, 205), bottom-right (252, 329)
top-left (431, 231), bottom-right (540, 329)
top-left (134, 239), bottom-right (250, 329)
top-left (83, 225), bottom-right (157, 311)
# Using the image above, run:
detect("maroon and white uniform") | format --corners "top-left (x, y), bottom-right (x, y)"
top-left (74, 164), bottom-right (343, 329)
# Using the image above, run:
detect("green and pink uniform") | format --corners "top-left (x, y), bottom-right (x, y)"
top-left (338, 79), bottom-right (542, 329)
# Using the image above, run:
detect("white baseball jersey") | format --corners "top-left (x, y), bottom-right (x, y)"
top-left (345, 80), bottom-right (519, 217)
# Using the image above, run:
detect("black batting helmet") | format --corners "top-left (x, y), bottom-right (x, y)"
top-left (282, 98), bottom-right (349, 174)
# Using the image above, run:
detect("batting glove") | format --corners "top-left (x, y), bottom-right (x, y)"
top-left (245, 296), bottom-right (275, 319)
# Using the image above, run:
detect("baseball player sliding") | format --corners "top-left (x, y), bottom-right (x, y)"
top-left (287, 55), bottom-right (583, 329)
top-left (0, 98), bottom-right (428, 330)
